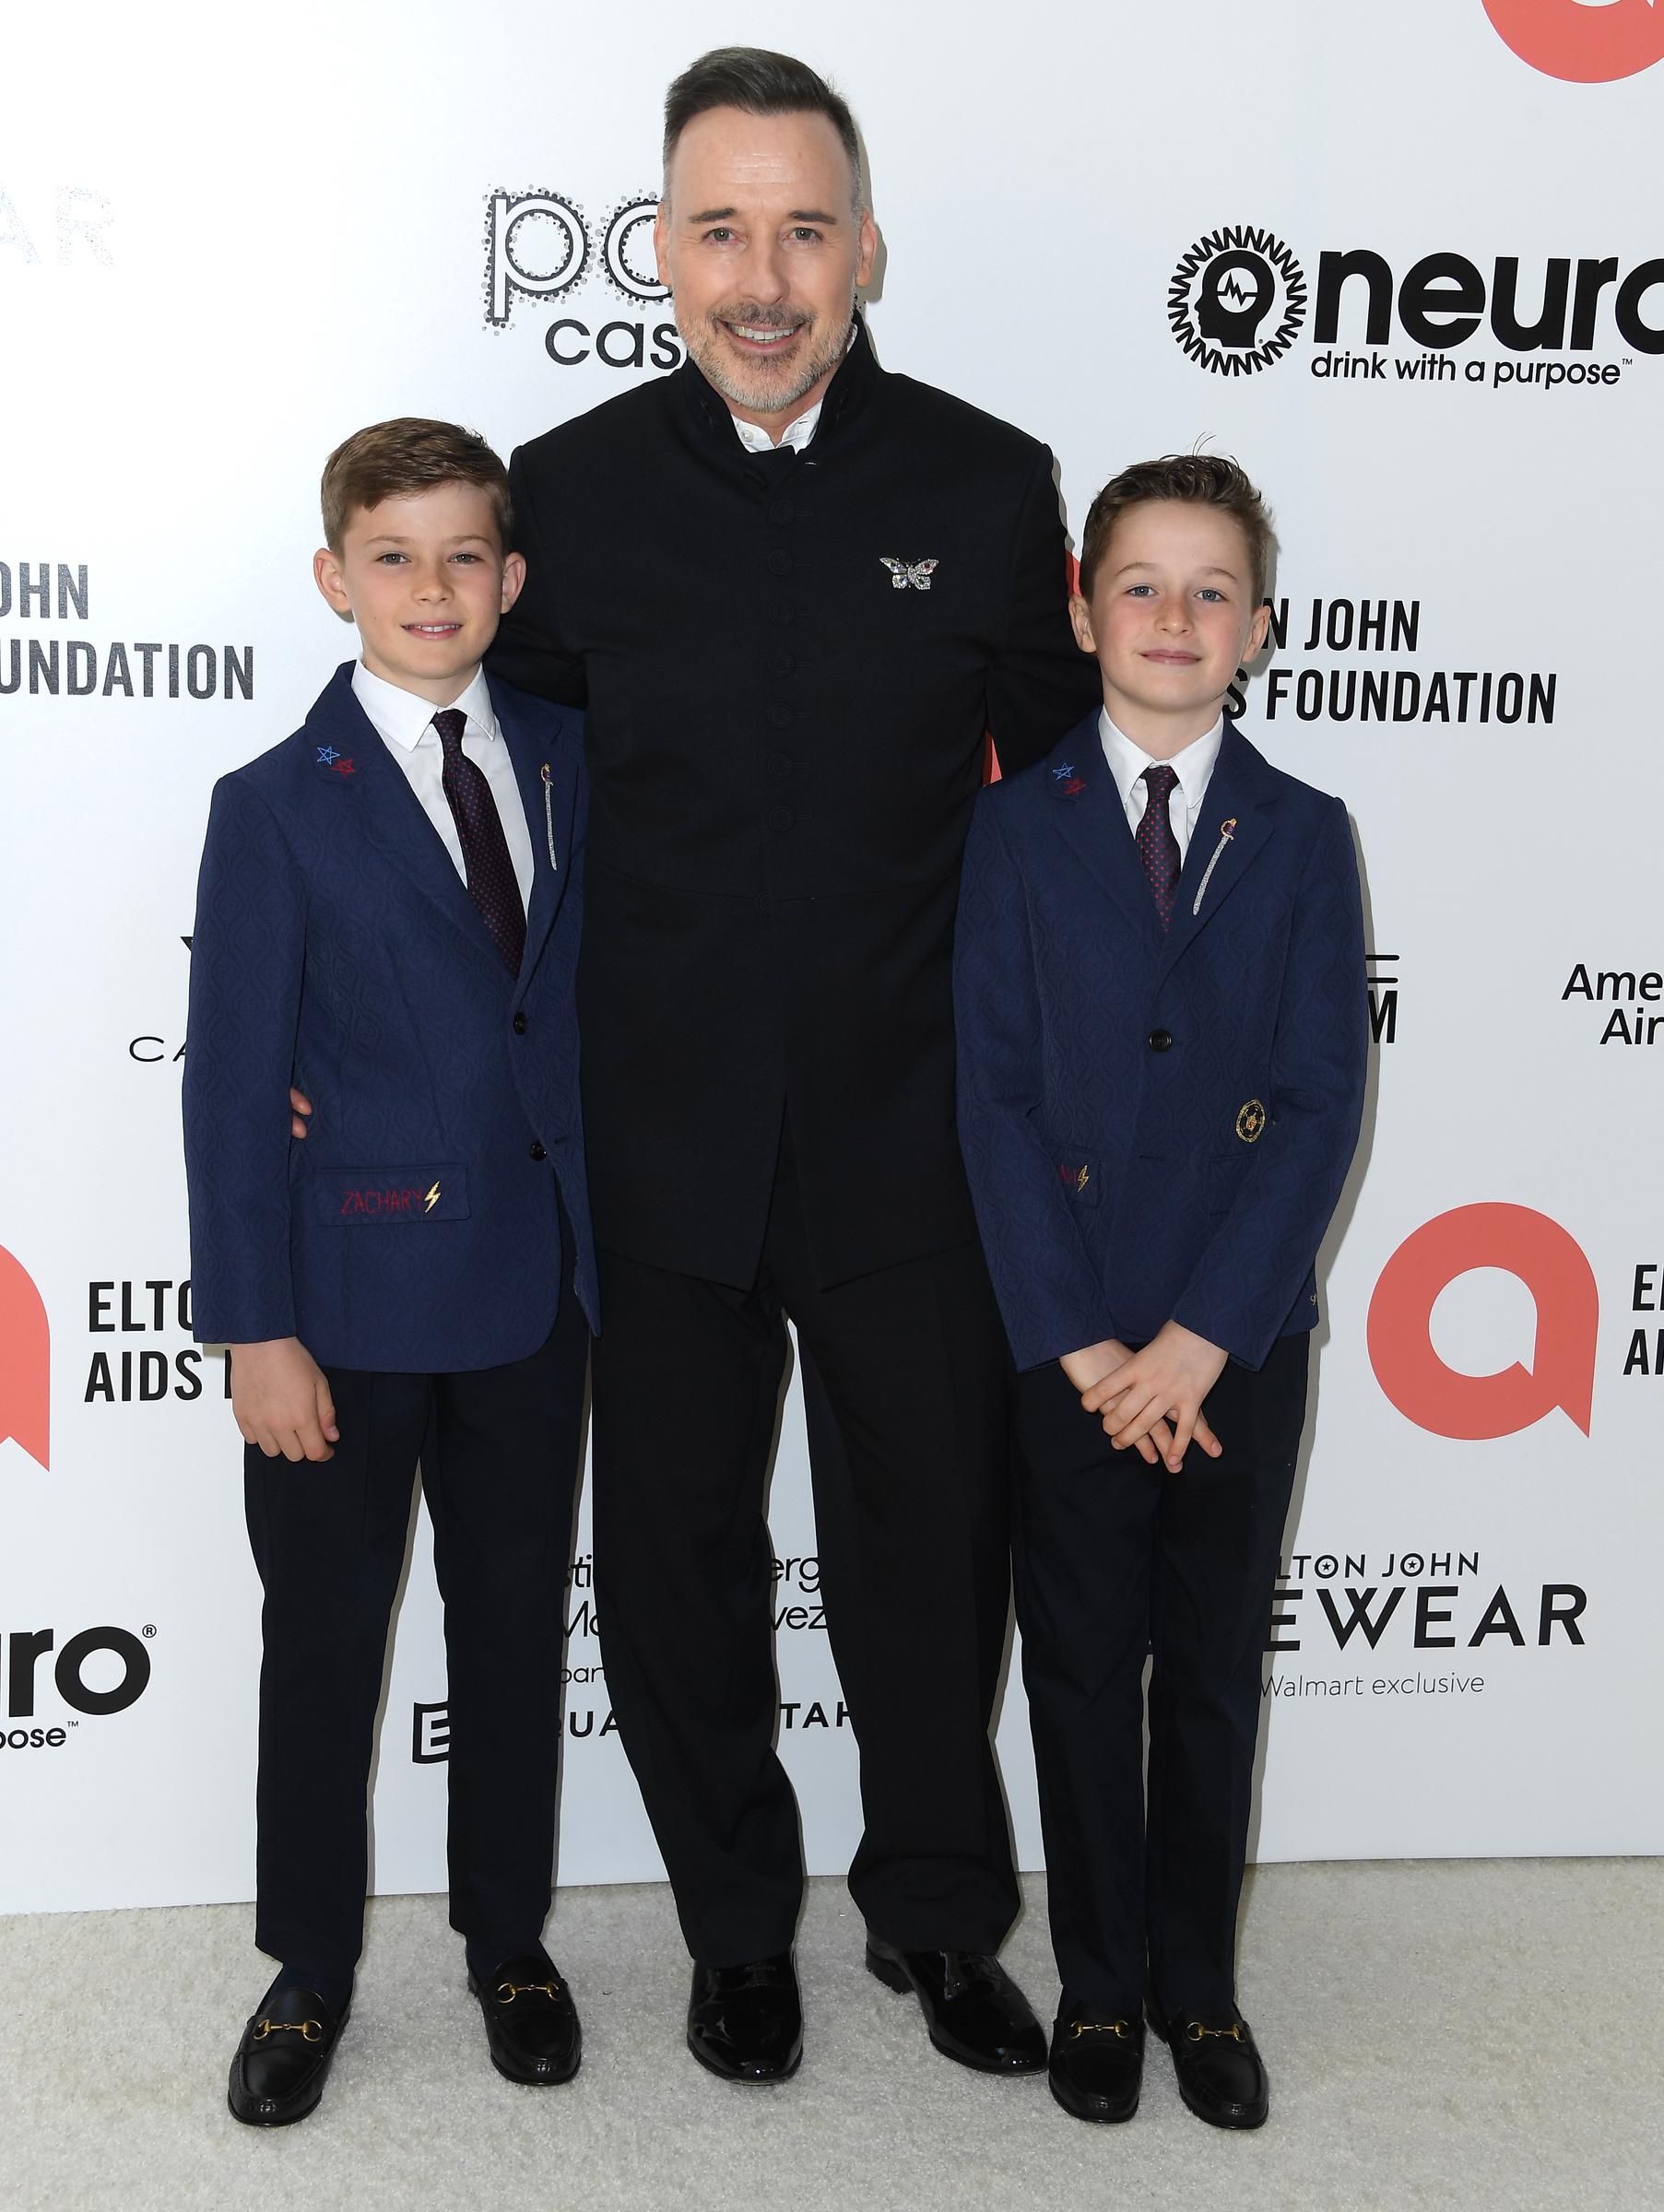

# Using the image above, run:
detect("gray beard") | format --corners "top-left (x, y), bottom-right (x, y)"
top-left (680, 299), bottom-right (856, 421)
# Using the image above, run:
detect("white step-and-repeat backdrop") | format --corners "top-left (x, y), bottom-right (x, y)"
top-left (4, 0), bottom-right (1661, 1913)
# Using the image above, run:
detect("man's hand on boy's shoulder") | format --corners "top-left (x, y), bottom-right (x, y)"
top-left (231, 1336), bottom-right (339, 1462)
top-left (1080, 1321), bottom-right (1227, 1475)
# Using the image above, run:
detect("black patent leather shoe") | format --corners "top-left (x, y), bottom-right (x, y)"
top-left (1048, 2009), bottom-right (1144, 2123)
top-left (227, 1986), bottom-right (347, 2126)
top-left (865, 1936), bottom-right (1045, 2074)
top-left (687, 1952), bottom-right (802, 2083)
top-left (1149, 2001), bottom-right (1269, 2128)
top-left (469, 1953), bottom-right (582, 2085)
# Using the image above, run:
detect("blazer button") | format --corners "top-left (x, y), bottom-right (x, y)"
top-left (768, 499), bottom-right (795, 525)
top-left (769, 753), bottom-right (794, 781)
top-left (529, 1140), bottom-right (548, 1161)
top-left (769, 651), bottom-right (796, 677)
top-left (767, 805), bottom-right (795, 832)
top-left (769, 600), bottom-right (795, 627)
top-left (513, 1012), bottom-right (528, 1035)
top-left (766, 549), bottom-right (793, 576)
top-left (767, 703), bottom-right (793, 729)
top-left (1147, 1029), bottom-right (1174, 1053)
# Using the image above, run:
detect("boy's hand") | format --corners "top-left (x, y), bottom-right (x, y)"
top-left (1080, 1321), bottom-right (1227, 1473)
top-left (289, 1086), bottom-right (313, 1141)
top-left (1059, 1338), bottom-right (1175, 1467)
top-left (230, 1338), bottom-right (339, 1462)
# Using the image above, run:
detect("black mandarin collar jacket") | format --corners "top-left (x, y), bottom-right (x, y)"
top-left (489, 330), bottom-right (1100, 1288)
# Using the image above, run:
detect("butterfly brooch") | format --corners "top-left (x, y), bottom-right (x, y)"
top-left (880, 558), bottom-right (939, 592)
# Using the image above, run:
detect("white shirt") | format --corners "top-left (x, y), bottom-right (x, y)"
top-left (1098, 709), bottom-right (1225, 864)
top-left (351, 662), bottom-right (535, 913)
top-left (727, 324), bottom-right (859, 453)
top-left (732, 400), bottom-right (824, 455)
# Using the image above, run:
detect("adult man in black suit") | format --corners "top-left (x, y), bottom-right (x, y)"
top-left (489, 47), bottom-right (1101, 2083)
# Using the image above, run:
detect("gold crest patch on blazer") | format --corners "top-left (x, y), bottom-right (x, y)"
top-left (1236, 1099), bottom-right (1267, 1145)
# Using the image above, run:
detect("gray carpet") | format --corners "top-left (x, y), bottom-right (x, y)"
top-left (1, 1861), bottom-right (1658, 2212)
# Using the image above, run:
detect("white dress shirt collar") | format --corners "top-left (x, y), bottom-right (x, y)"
top-left (1098, 708), bottom-right (1224, 817)
top-left (351, 660), bottom-right (499, 751)
top-left (729, 324), bottom-right (861, 453)
top-left (732, 403), bottom-right (824, 455)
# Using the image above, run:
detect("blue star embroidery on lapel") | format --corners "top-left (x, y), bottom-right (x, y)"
top-left (316, 745), bottom-right (342, 765)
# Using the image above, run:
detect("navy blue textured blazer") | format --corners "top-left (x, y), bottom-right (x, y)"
top-left (953, 712), bottom-right (1366, 1373)
top-left (183, 662), bottom-right (597, 1371)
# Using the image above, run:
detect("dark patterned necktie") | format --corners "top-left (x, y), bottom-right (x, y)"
top-left (1135, 763), bottom-right (1182, 929)
top-left (432, 708), bottom-right (525, 974)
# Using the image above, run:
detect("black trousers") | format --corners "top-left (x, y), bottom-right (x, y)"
top-left (1011, 1333), bottom-right (1309, 2018)
top-left (244, 1287), bottom-right (589, 1981)
top-left (590, 1132), bottom-right (1020, 1966)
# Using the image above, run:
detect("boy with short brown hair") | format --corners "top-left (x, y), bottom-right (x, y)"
top-left (955, 453), bottom-right (1367, 2130)
top-left (184, 418), bottom-right (596, 2124)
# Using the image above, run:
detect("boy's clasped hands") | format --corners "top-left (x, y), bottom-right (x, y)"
top-left (1059, 1322), bottom-right (1229, 1473)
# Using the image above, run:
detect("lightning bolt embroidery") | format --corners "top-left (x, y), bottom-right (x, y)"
top-left (424, 1182), bottom-right (442, 1215)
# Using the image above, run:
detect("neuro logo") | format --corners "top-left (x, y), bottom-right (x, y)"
top-left (1367, 1204), bottom-right (1598, 1440)
top-left (1481, 0), bottom-right (1664, 81)
top-left (1170, 226), bottom-right (1308, 376)
top-left (0, 1246), bottom-right (50, 1469)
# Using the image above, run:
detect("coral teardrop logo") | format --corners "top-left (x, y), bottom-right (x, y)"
top-left (1482, 0), bottom-right (1664, 82)
top-left (1367, 1205), bottom-right (1598, 1439)
top-left (0, 1246), bottom-right (51, 1470)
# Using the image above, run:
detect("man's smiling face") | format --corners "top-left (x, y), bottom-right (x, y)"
top-left (655, 105), bottom-right (877, 431)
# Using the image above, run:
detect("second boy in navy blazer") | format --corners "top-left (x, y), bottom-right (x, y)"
top-left (955, 456), bottom-right (1367, 2132)
top-left (184, 421), bottom-right (596, 2126)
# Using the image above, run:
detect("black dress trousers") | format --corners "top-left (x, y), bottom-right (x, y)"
top-left (590, 1125), bottom-right (1021, 1967)
top-left (243, 1265), bottom-right (589, 1982)
top-left (1011, 1334), bottom-right (1309, 2018)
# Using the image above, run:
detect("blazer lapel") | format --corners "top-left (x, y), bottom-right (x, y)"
top-left (1042, 715), bottom-right (1163, 950)
top-left (497, 690), bottom-right (574, 986)
top-left (303, 667), bottom-right (508, 973)
top-left (1154, 722), bottom-right (1279, 982)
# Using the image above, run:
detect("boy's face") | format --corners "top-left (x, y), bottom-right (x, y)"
top-left (313, 482), bottom-right (524, 707)
top-left (1069, 500), bottom-right (1269, 756)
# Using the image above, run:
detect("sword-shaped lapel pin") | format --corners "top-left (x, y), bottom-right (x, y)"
top-left (1191, 817), bottom-right (1237, 915)
top-left (540, 763), bottom-right (559, 871)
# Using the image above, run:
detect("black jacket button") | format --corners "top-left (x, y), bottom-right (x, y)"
top-left (767, 704), bottom-right (793, 729)
top-left (769, 753), bottom-right (794, 781)
top-left (529, 1140), bottom-right (548, 1161)
top-left (769, 651), bottom-right (796, 677)
top-left (766, 549), bottom-right (793, 576)
top-left (768, 499), bottom-right (795, 525)
top-left (769, 601), bottom-right (794, 627)
top-left (1148, 1029), bottom-right (1174, 1053)
top-left (767, 806), bottom-right (795, 833)
top-left (513, 1012), bottom-right (528, 1035)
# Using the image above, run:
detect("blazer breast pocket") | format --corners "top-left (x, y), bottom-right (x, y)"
top-left (309, 1166), bottom-right (469, 1224)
